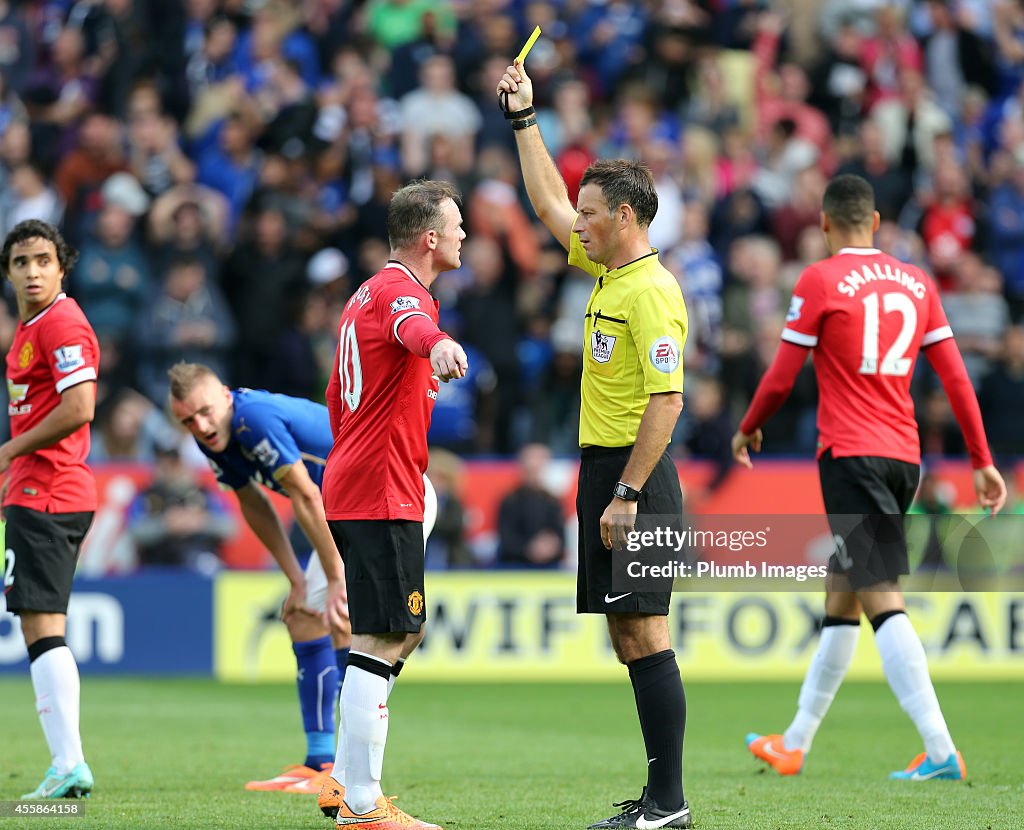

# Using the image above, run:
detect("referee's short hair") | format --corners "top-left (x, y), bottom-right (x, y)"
top-left (388, 179), bottom-right (462, 250)
top-left (822, 174), bottom-right (876, 230)
top-left (1, 219), bottom-right (78, 280)
top-left (580, 160), bottom-right (658, 229)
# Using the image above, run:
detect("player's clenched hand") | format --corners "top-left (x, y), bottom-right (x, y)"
top-left (973, 465), bottom-right (1007, 515)
top-left (601, 498), bottom-right (638, 551)
top-left (0, 442), bottom-right (13, 475)
top-left (496, 58), bottom-right (533, 111)
top-left (731, 429), bottom-right (762, 469)
top-left (430, 338), bottom-right (468, 382)
top-left (281, 581), bottom-right (317, 622)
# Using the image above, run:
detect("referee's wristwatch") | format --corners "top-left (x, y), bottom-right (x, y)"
top-left (613, 481), bottom-right (642, 502)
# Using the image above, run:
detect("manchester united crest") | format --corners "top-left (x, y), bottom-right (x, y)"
top-left (407, 590), bottom-right (424, 616)
top-left (18, 342), bottom-right (33, 368)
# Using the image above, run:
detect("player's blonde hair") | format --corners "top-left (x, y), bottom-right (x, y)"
top-left (167, 362), bottom-right (221, 401)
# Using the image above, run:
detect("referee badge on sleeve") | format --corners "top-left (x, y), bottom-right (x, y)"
top-left (649, 336), bottom-right (680, 373)
top-left (591, 330), bottom-right (616, 363)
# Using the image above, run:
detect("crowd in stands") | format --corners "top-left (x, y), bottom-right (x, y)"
top-left (1, 0), bottom-right (1023, 490)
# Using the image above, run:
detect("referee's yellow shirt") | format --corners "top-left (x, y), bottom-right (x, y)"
top-left (569, 232), bottom-right (688, 448)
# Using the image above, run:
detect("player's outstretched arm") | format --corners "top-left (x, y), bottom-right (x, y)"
top-left (277, 462), bottom-right (349, 631)
top-left (235, 482), bottom-right (316, 620)
top-left (924, 337), bottom-right (1007, 512)
top-left (394, 312), bottom-right (468, 381)
top-left (497, 59), bottom-right (576, 251)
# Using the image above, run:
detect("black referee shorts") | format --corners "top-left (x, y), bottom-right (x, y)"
top-left (576, 446), bottom-right (682, 615)
top-left (4, 505), bottom-right (94, 615)
top-left (818, 449), bottom-right (919, 590)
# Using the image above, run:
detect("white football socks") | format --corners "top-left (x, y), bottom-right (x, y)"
top-left (783, 622), bottom-right (860, 752)
top-left (333, 656), bottom-right (405, 788)
top-left (341, 657), bottom-right (391, 814)
top-left (875, 613), bottom-right (956, 763)
top-left (30, 646), bottom-right (84, 774)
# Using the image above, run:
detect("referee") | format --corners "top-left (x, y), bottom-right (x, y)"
top-left (498, 61), bottom-right (692, 830)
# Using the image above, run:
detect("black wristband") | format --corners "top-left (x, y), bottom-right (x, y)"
top-left (503, 105), bottom-right (535, 120)
top-left (511, 115), bottom-right (538, 131)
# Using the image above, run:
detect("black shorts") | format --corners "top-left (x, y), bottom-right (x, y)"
top-left (329, 519), bottom-right (425, 634)
top-left (3, 505), bottom-right (94, 615)
top-left (576, 446), bottom-right (682, 615)
top-left (818, 450), bottom-right (919, 590)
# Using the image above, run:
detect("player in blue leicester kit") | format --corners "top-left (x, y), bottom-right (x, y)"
top-left (167, 362), bottom-right (350, 794)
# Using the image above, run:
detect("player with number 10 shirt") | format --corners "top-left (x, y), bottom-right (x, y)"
top-left (323, 264), bottom-right (440, 522)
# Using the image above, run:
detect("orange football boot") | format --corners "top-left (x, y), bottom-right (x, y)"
top-left (333, 795), bottom-right (442, 830)
top-left (316, 776), bottom-right (344, 818)
top-left (745, 733), bottom-right (804, 775)
top-left (245, 763), bottom-right (331, 791)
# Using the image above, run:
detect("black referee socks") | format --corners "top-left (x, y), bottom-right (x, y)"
top-left (628, 649), bottom-right (686, 811)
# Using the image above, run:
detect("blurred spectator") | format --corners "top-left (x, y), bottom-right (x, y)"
top-left (424, 449), bottom-right (472, 570)
top-left (921, 0), bottom-right (996, 117)
top-left (219, 205), bottom-right (305, 388)
top-left (917, 163), bottom-right (978, 289)
top-left (89, 387), bottom-right (181, 464)
top-left (147, 185), bottom-right (229, 278)
top-left (872, 68), bottom-right (952, 174)
top-left (428, 339), bottom-right (497, 454)
top-left (264, 256), bottom-right (343, 400)
top-left (918, 387), bottom-right (966, 457)
top-left (666, 201), bottom-right (723, 373)
top-left (126, 439), bottom-right (234, 572)
top-left (53, 112), bottom-right (127, 241)
top-left (366, 0), bottom-right (455, 51)
top-left (978, 325), bottom-right (1024, 456)
top-left (678, 375), bottom-right (733, 494)
top-left (0, 1), bottom-right (34, 94)
top-left (74, 186), bottom-right (153, 347)
top-left (496, 443), bottom-right (566, 569)
top-left (455, 236), bottom-right (523, 452)
top-left (468, 146), bottom-right (541, 279)
top-left (127, 82), bottom-right (195, 197)
top-left (771, 165), bottom-right (826, 261)
top-left (399, 54), bottom-right (480, 177)
top-left (752, 118), bottom-right (819, 208)
top-left (808, 18), bottom-right (866, 137)
top-left (0, 162), bottom-right (63, 233)
top-left (196, 110), bottom-right (263, 228)
top-left (135, 255), bottom-right (236, 403)
top-left (859, 4), bottom-right (923, 112)
top-left (940, 253), bottom-right (1010, 386)
top-left (685, 53), bottom-right (741, 135)
top-left (530, 318), bottom-right (582, 455)
top-left (753, 11), bottom-right (833, 168)
top-left (987, 148), bottom-right (1024, 318)
top-left (836, 119), bottom-right (913, 221)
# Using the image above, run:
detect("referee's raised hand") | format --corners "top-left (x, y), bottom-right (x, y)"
top-left (430, 338), bottom-right (468, 382)
top-left (497, 58), bottom-right (534, 112)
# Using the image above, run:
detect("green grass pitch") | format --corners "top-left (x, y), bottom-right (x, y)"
top-left (1, 679), bottom-right (1020, 829)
